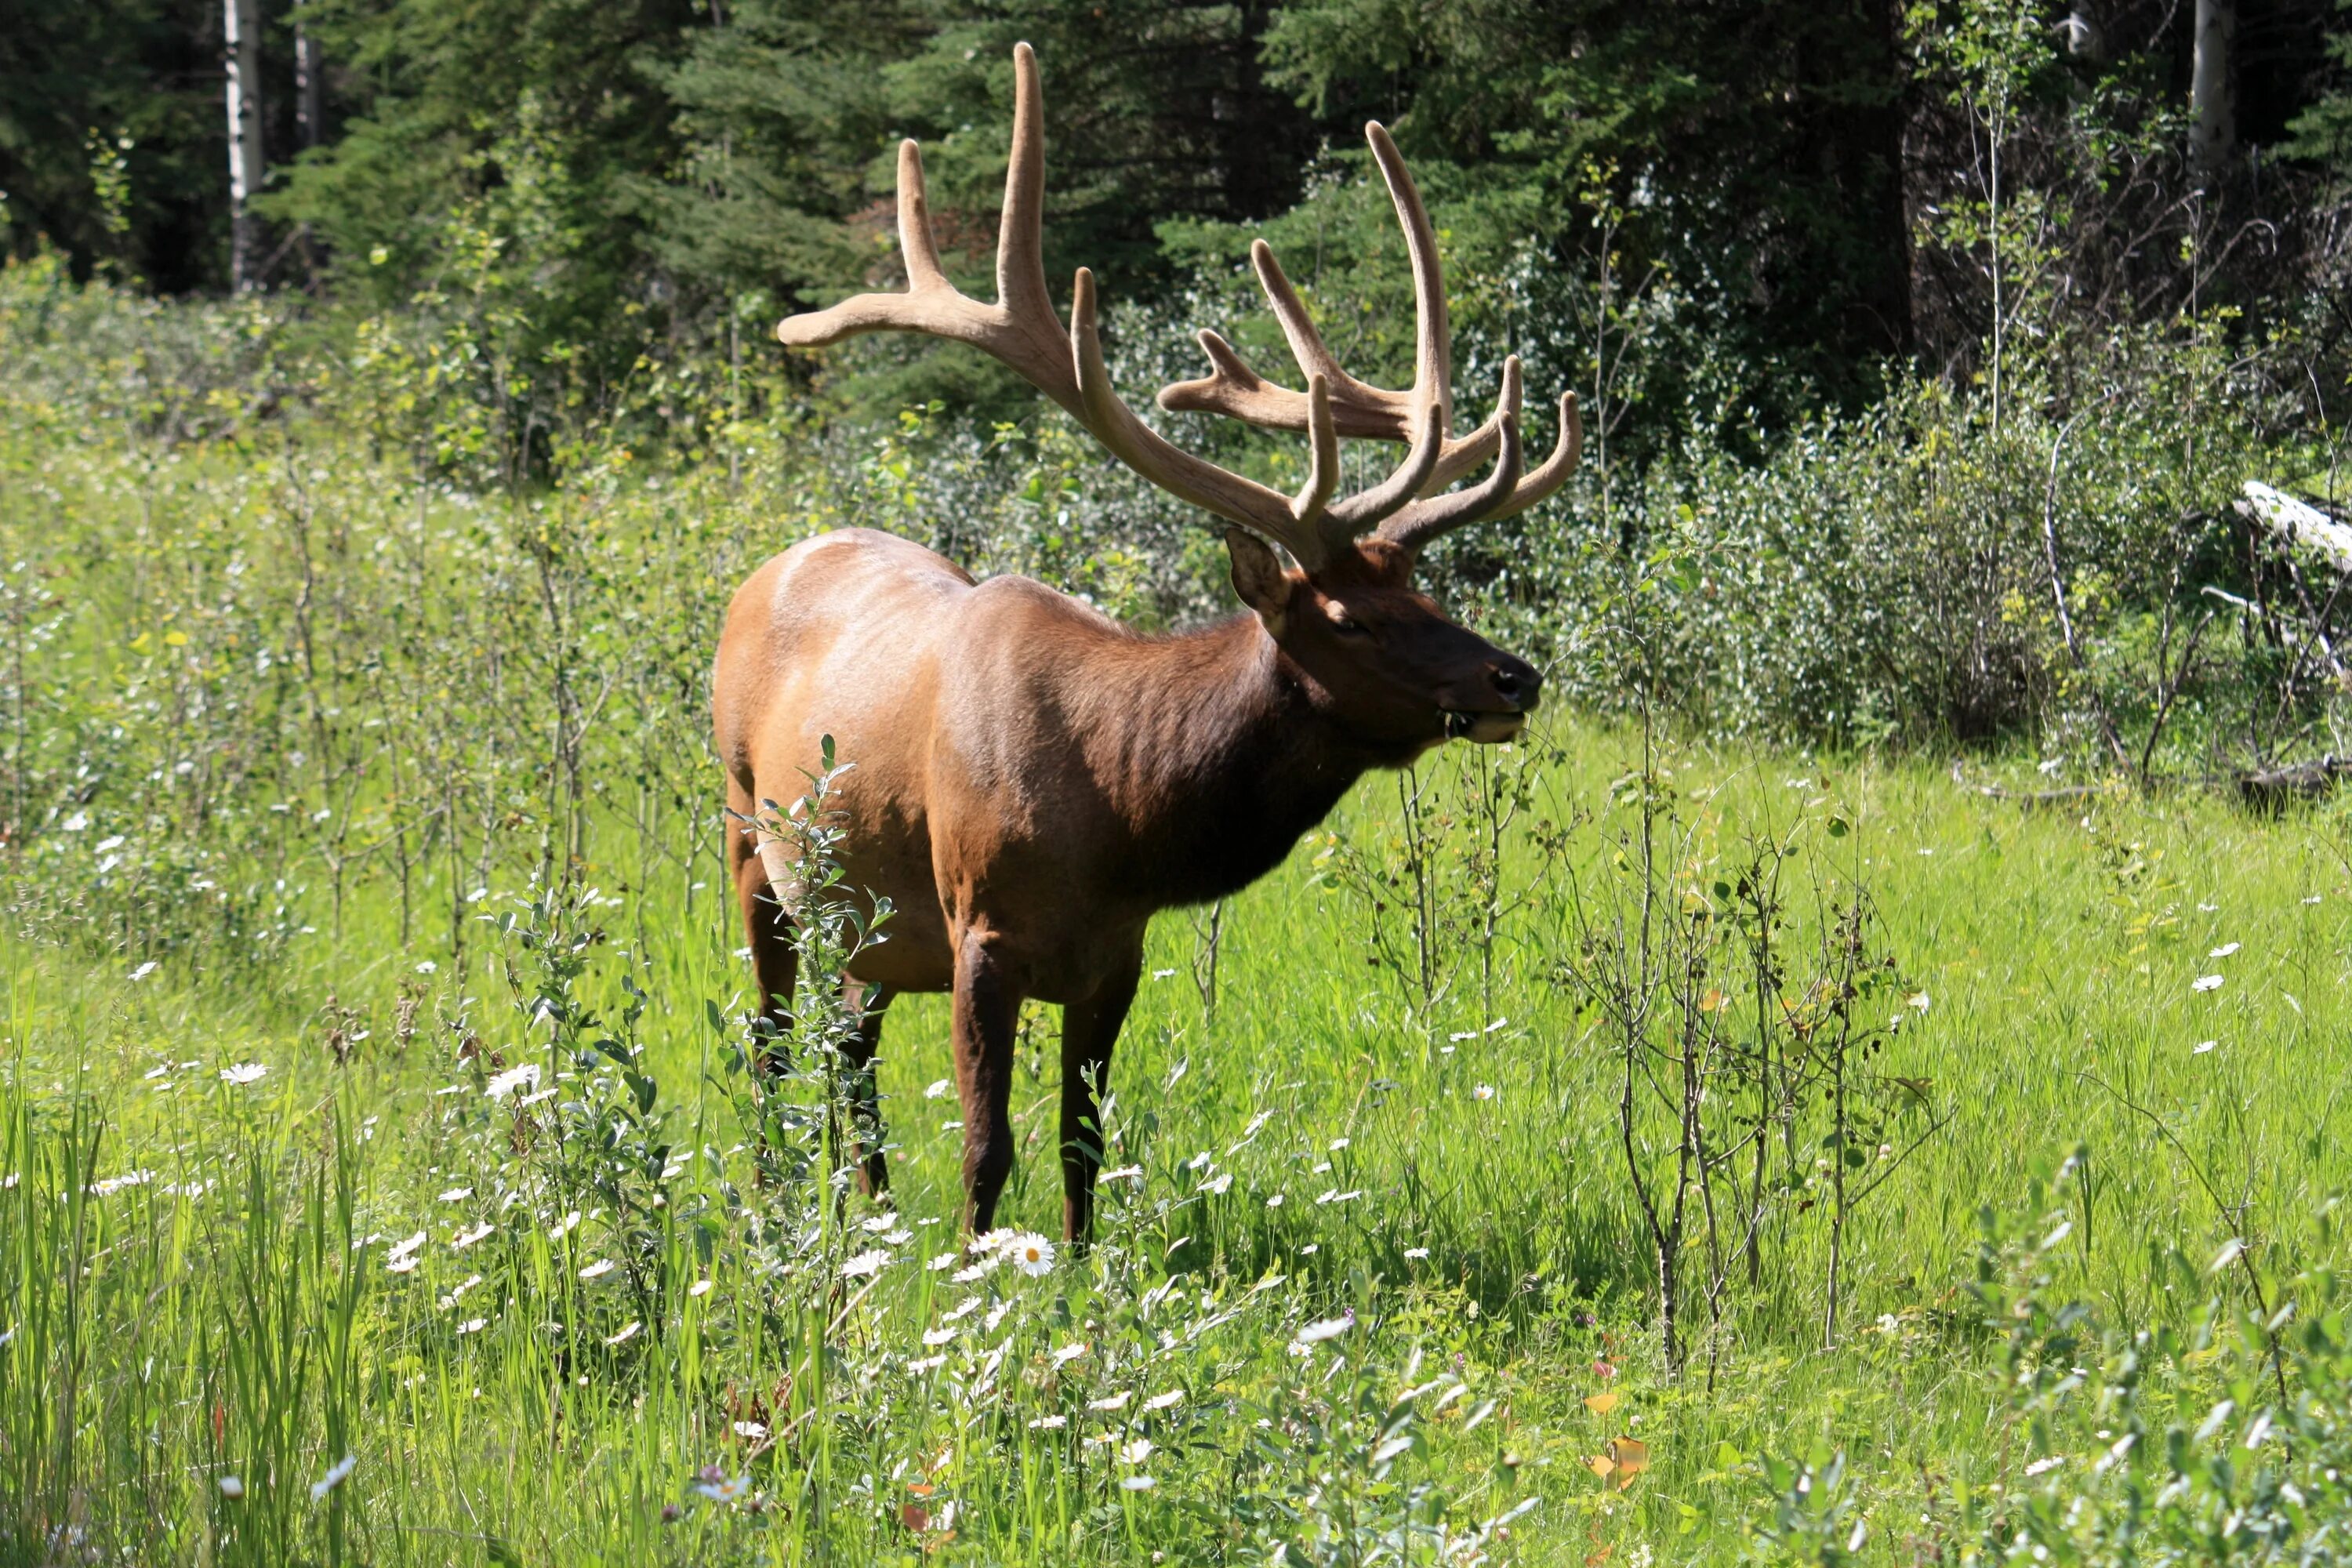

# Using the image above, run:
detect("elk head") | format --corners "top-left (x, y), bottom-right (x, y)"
top-left (778, 44), bottom-right (1577, 760)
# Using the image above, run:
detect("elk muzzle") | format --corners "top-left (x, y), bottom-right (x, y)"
top-left (1442, 654), bottom-right (1541, 742)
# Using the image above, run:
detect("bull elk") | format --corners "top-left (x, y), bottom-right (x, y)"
top-left (713, 43), bottom-right (1577, 1241)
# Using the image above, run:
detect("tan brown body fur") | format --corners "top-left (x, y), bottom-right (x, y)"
top-left (714, 526), bottom-right (1536, 1238)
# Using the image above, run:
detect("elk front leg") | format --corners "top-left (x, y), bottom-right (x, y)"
top-left (1060, 949), bottom-right (1141, 1246)
top-left (950, 927), bottom-right (1023, 1235)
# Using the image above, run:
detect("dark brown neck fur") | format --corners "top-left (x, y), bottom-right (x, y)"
top-left (1076, 612), bottom-right (1378, 909)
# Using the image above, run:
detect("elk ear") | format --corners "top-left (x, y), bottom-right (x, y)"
top-left (1225, 528), bottom-right (1293, 635)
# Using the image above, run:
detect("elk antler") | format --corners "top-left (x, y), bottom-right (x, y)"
top-left (776, 44), bottom-right (1575, 569)
top-left (1156, 123), bottom-right (1581, 550)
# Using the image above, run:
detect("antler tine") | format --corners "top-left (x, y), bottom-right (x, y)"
top-left (1378, 358), bottom-right (1526, 552)
top-left (1071, 267), bottom-right (1339, 568)
top-left (1363, 122), bottom-right (1450, 430)
top-left (1320, 397), bottom-right (1446, 540)
top-left (1246, 241), bottom-right (1414, 436)
top-left (776, 43), bottom-right (1081, 419)
top-left (1485, 390), bottom-right (1581, 523)
top-left (996, 42), bottom-right (1058, 336)
top-left (895, 138), bottom-right (950, 293)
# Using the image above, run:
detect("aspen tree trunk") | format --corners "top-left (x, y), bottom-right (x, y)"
top-left (296, 26), bottom-right (324, 149)
top-left (223, 0), bottom-right (265, 290)
top-left (2190, 0), bottom-right (2238, 176)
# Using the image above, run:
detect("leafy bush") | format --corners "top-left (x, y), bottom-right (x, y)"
top-left (1461, 324), bottom-right (2334, 769)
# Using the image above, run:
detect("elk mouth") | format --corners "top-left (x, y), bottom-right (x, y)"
top-left (1443, 710), bottom-right (1526, 743)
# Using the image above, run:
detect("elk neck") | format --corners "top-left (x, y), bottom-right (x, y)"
top-left (1076, 610), bottom-right (1377, 909)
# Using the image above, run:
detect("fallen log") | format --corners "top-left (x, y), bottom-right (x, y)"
top-left (1970, 782), bottom-right (2119, 808)
top-left (1964, 757), bottom-right (2352, 811)
top-left (2234, 754), bottom-right (2352, 811)
top-left (2236, 481), bottom-right (2352, 575)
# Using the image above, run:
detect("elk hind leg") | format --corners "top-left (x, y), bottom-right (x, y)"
top-left (950, 927), bottom-right (1022, 1235)
top-left (1060, 949), bottom-right (1140, 1247)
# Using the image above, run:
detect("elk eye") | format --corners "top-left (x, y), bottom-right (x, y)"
top-left (1327, 606), bottom-right (1370, 637)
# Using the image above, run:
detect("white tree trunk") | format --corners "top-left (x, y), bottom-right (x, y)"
top-left (224, 0), bottom-right (264, 290)
top-left (2190, 0), bottom-right (2238, 177)
top-left (296, 25), bottom-right (323, 150)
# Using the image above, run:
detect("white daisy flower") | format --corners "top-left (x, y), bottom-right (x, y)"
top-left (485, 1063), bottom-right (540, 1100)
top-left (578, 1258), bottom-right (616, 1280)
top-left (220, 1062), bottom-right (268, 1086)
top-left (839, 1249), bottom-right (890, 1279)
top-left (1006, 1233), bottom-right (1055, 1277)
top-left (1089, 1391), bottom-right (1131, 1411)
top-left (1295, 1312), bottom-right (1356, 1345)
top-left (2192, 975), bottom-right (2225, 993)
top-left (1143, 1389), bottom-right (1185, 1410)
top-left (309, 1454), bottom-right (357, 1501)
top-left (216, 1475), bottom-right (245, 1500)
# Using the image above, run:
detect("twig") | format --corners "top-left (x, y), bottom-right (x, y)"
top-left (2039, 404), bottom-right (2133, 773)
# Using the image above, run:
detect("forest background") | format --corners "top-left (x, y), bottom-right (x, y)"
top-left (10, 0), bottom-right (2352, 764)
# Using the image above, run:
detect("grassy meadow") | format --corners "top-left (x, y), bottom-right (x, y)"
top-left (11, 724), bottom-right (2352, 1565)
top-left (9, 268), bottom-right (2352, 1566)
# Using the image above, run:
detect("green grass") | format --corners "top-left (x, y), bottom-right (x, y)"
top-left (7, 720), bottom-right (2349, 1565)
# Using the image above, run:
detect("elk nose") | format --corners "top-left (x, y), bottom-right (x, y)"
top-left (1489, 657), bottom-right (1541, 711)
